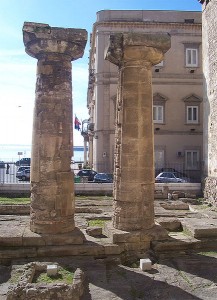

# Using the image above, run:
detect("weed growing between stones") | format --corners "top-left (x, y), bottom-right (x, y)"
top-left (178, 270), bottom-right (193, 287)
top-left (33, 267), bottom-right (74, 284)
top-left (182, 227), bottom-right (192, 237)
top-left (88, 219), bottom-right (106, 227)
top-left (199, 251), bottom-right (217, 258)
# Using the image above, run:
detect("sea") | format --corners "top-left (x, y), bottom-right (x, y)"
top-left (0, 144), bottom-right (85, 163)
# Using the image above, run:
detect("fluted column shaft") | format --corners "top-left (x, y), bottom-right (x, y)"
top-left (23, 22), bottom-right (87, 234)
top-left (105, 33), bottom-right (171, 231)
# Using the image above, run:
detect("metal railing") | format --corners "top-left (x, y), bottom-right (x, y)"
top-left (0, 160), bottom-right (202, 185)
top-left (0, 162), bottom-right (29, 184)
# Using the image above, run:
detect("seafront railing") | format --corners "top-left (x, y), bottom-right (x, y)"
top-left (0, 162), bottom-right (22, 184)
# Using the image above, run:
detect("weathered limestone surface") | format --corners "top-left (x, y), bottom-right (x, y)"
top-left (23, 22), bottom-right (87, 234)
top-left (105, 33), bottom-right (171, 231)
top-left (202, 0), bottom-right (217, 206)
top-left (7, 262), bottom-right (85, 300)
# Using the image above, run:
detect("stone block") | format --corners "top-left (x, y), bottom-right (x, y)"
top-left (143, 224), bottom-right (169, 241)
top-left (156, 217), bottom-right (182, 232)
top-left (104, 243), bottom-right (122, 255)
top-left (47, 264), bottom-right (58, 276)
top-left (0, 222), bottom-right (26, 246)
top-left (86, 226), bottom-right (102, 237)
top-left (182, 218), bottom-right (217, 238)
top-left (160, 201), bottom-right (189, 210)
top-left (140, 258), bottom-right (152, 271)
top-left (172, 191), bottom-right (186, 199)
top-left (37, 244), bottom-right (105, 257)
top-left (172, 194), bottom-right (179, 200)
top-left (22, 227), bottom-right (46, 246)
top-left (0, 247), bottom-right (37, 261)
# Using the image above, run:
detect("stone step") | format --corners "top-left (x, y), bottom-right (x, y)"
top-left (151, 232), bottom-right (217, 256)
top-left (181, 218), bottom-right (217, 238)
top-left (0, 238), bottom-right (121, 263)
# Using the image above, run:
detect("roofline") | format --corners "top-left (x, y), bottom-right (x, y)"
top-left (96, 9), bottom-right (202, 14)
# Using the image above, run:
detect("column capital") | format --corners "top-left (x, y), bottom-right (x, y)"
top-left (105, 32), bottom-right (171, 66)
top-left (23, 22), bottom-right (87, 61)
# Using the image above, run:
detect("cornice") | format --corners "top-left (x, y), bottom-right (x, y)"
top-left (152, 73), bottom-right (203, 80)
top-left (154, 130), bottom-right (203, 135)
top-left (90, 20), bottom-right (201, 59)
top-left (94, 21), bottom-right (202, 32)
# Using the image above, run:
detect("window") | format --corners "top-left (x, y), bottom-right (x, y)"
top-left (187, 106), bottom-right (198, 123)
top-left (186, 48), bottom-right (198, 67)
top-left (153, 93), bottom-right (167, 124)
top-left (183, 94), bottom-right (202, 125)
top-left (185, 150), bottom-right (199, 170)
top-left (153, 105), bottom-right (163, 123)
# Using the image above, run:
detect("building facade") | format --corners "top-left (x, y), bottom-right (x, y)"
top-left (87, 10), bottom-right (203, 182)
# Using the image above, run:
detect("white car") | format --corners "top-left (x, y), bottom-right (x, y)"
top-left (155, 171), bottom-right (190, 183)
top-left (16, 167), bottom-right (30, 181)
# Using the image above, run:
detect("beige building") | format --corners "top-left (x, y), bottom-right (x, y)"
top-left (86, 10), bottom-right (203, 182)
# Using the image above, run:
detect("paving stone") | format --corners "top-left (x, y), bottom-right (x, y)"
top-left (86, 226), bottom-right (103, 237)
top-left (182, 218), bottom-right (217, 238)
top-left (156, 217), bottom-right (182, 231)
top-left (160, 200), bottom-right (189, 210)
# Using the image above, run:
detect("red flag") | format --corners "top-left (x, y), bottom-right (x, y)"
top-left (74, 115), bottom-right (81, 131)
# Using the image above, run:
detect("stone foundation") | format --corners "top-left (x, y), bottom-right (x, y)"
top-left (7, 262), bottom-right (85, 300)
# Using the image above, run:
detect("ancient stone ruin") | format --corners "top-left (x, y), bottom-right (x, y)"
top-left (201, 0), bottom-right (217, 206)
top-left (6, 262), bottom-right (84, 300)
top-left (105, 33), bottom-right (171, 232)
top-left (23, 22), bottom-right (87, 234)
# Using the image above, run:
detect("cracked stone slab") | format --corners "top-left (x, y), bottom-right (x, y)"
top-left (182, 218), bottom-right (217, 238)
top-left (160, 201), bottom-right (189, 210)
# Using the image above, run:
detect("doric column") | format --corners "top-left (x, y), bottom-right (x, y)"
top-left (23, 22), bottom-right (87, 234)
top-left (105, 33), bottom-right (170, 231)
top-left (201, 0), bottom-right (217, 205)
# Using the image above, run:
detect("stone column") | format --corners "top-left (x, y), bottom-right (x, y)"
top-left (200, 0), bottom-right (217, 206)
top-left (105, 33), bottom-right (170, 231)
top-left (23, 22), bottom-right (87, 234)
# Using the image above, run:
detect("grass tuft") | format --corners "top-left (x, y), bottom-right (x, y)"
top-left (88, 219), bottom-right (106, 227)
top-left (33, 267), bottom-right (74, 284)
top-left (0, 197), bottom-right (30, 204)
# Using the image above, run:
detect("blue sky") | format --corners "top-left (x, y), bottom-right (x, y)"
top-left (0, 0), bottom-right (201, 146)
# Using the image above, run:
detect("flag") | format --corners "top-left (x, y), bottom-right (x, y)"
top-left (74, 115), bottom-right (81, 131)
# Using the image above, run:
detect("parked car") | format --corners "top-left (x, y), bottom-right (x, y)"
top-left (0, 161), bottom-right (5, 168)
top-left (16, 167), bottom-right (31, 181)
top-left (155, 171), bottom-right (190, 183)
top-left (93, 173), bottom-right (113, 183)
top-left (15, 158), bottom-right (31, 166)
top-left (77, 169), bottom-right (97, 182)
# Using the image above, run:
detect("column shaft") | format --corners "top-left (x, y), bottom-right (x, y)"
top-left (113, 61), bottom-right (155, 230)
top-left (30, 54), bottom-right (74, 233)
